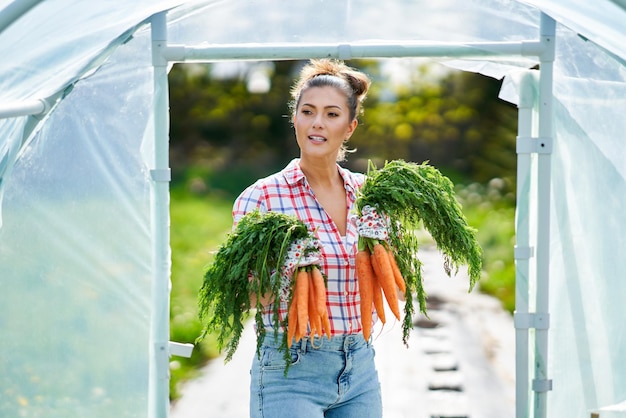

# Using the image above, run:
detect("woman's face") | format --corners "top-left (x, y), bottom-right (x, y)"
top-left (293, 86), bottom-right (357, 161)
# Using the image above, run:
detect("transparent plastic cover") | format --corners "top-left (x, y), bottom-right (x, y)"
top-left (0, 0), bottom-right (625, 416)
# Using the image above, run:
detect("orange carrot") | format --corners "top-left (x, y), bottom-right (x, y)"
top-left (372, 243), bottom-right (401, 320)
top-left (312, 314), bottom-right (323, 337)
top-left (321, 312), bottom-right (331, 339)
top-left (387, 248), bottom-right (406, 293)
top-left (356, 249), bottom-right (374, 341)
top-left (310, 266), bottom-right (327, 317)
top-left (307, 288), bottom-right (317, 336)
top-left (369, 253), bottom-right (386, 325)
top-left (287, 293), bottom-right (298, 348)
top-left (307, 270), bottom-right (322, 337)
top-left (295, 268), bottom-right (309, 340)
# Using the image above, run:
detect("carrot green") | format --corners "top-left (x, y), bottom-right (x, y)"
top-left (196, 210), bottom-right (316, 363)
top-left (356, 160), bottom-right (483, 345)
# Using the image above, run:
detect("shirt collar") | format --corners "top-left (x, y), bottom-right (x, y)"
top-left (282, 159), bottom-right (306, 186)
top-left (282, 158), bottom-right (361, 196)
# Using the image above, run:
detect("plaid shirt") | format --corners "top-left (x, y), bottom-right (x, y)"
top-left (233, 158), bottom-right (365, 336)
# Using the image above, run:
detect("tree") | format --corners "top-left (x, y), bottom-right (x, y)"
top-left (168, 60), bottom-right (517, 197)
top-left (352, 63), bottom-right (517, 186)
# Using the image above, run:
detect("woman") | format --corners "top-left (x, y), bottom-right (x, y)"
top-left (233, 59), bottom-right (382, 418)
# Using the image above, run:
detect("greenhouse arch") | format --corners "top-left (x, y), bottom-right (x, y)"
top-left (1, 1), bottom-right (625, 418)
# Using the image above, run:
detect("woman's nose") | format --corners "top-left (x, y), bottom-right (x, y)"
top-left (312, 114), bottom-right (323, 128)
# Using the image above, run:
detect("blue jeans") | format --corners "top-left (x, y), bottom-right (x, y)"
top-left (250, 333), bottom-right (382, 418)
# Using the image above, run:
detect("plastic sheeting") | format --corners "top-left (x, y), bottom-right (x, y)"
top-left (498, 14), bottom-right (626, 414)
top-left (547, 34), bottom-right (626, 417)
top-left (1, 0), bottom-right (625, 417)
top-left (0, 2), bottom-right (174, 416)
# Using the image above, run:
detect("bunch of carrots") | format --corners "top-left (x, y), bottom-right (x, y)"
top-left (197, 210), bottom-right (321, 363)
top-left (286, 265), bottom-right (331, 347)
top-left (355, 159), bottom-right (483, 345)
top-left (356, 239), bottom-right (406, 341)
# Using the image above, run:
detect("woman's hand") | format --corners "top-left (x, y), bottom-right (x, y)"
top-left (250, 292), bottom-right (275, 307)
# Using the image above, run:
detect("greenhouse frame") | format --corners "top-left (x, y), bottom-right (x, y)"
top-left (1, 1), bottom-right (625, 417)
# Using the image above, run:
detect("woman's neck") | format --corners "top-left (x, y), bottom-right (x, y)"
top-left (298, 157), bottom-right (348, 235)
top-left (299, 157), bottom-right (341, 188)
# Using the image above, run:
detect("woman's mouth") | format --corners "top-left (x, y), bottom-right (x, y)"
top-left (309, 135), bottom-right (327, 143)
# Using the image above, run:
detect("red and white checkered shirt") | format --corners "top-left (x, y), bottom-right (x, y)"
top-left (233, 158), bottom-right (365, 336)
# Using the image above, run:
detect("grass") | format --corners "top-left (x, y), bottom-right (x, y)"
top-left (455, 180), bottom-right (516, 312)
top-left (168, 177), bottom-right (517, 400)
top-left (169, 187), bottom-right (233, 400)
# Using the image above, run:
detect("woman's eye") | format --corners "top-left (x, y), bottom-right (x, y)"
top-left (328, 112), bottom-right (339, 117)
top-left (301, 109), bottom-right (312, 115)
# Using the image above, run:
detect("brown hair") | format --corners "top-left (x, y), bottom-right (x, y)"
top-left (289, 59), bottom-right (371, 121)
top-left (289, 59), bottom-right (371, 161)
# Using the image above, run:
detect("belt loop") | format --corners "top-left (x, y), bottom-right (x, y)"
top-left (300, 336), bottom-right (308, 353)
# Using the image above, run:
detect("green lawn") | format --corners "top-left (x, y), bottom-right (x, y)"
top-left (169, 188), bottom-right (233, 399)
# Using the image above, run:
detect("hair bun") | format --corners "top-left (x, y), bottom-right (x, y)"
top-left (296, 59), bottom-right (371, 101)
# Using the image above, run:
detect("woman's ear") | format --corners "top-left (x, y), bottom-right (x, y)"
top-left (345, 118), bottom-right (358, 140)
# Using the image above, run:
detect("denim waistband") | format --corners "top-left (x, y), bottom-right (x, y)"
top-left (262, 333), bottom-right (369, 352)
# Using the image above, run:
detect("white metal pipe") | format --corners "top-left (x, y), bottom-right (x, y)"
top-left (162, 40), bottom-right (545, 62)
top-left (145, 9), bottom-right (551, 416)
top-left (148, 11), bottom-right (171, 418)
top-left (0, 0), bottom-right (44, 35)
top-left (0, 99), bottom-right (47, 119)
top-left (515, 70), bottom-right (538, 418)
top-left (533, 13), bottom-right (556, 418)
